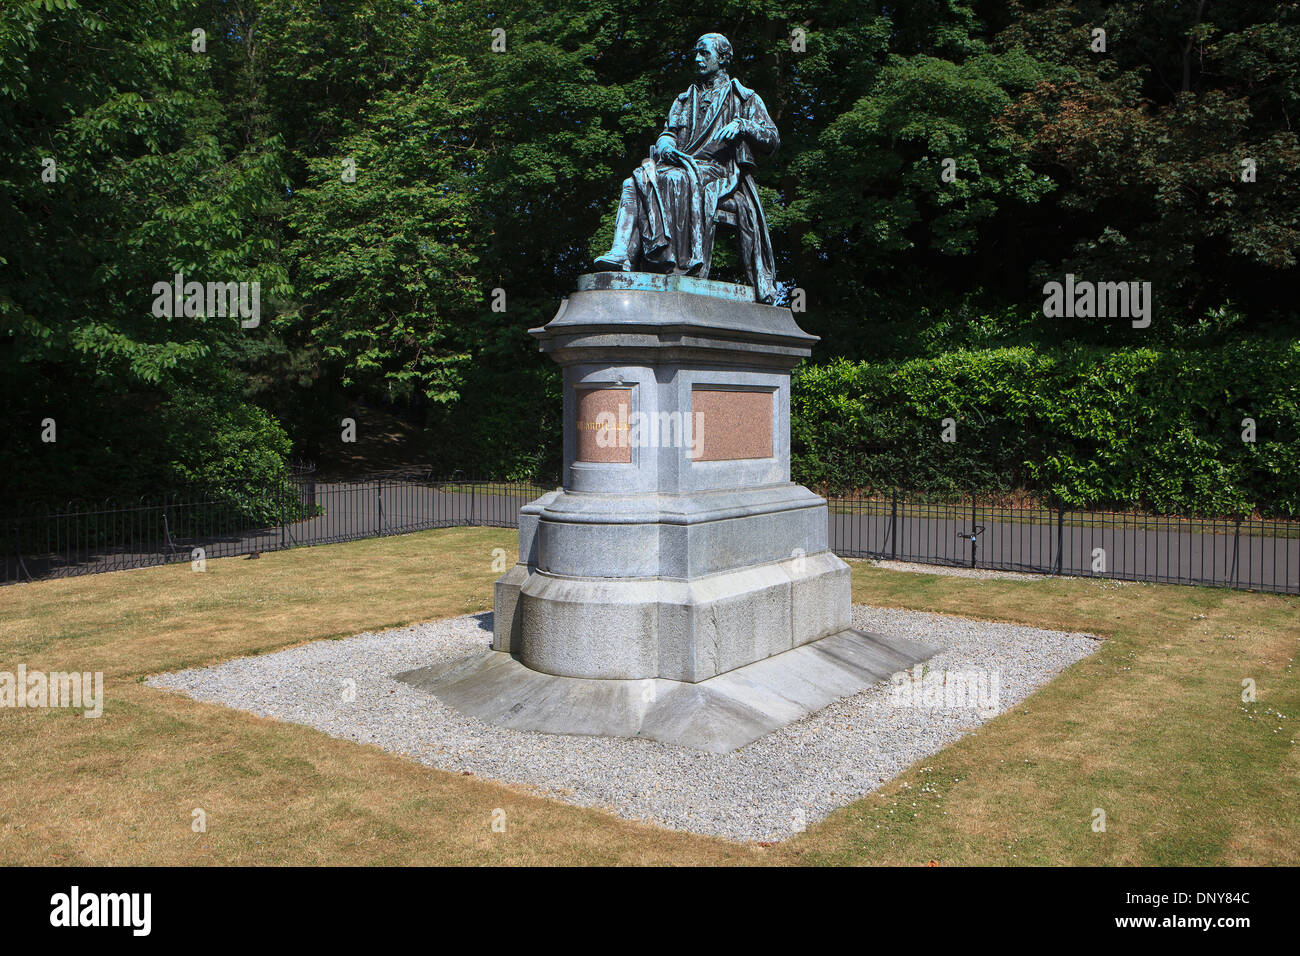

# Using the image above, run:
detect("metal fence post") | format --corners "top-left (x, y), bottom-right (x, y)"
top-left (376, 478), bottom-right (383, 538)
top-left (1231, 516), bottom-right (1241, 589)
top-left (1055, 502), bottom-right (1065, 575)
top-left (970, 498), bottom-right (978, 568)
top-left (890, 489), bottom-right (898, 560)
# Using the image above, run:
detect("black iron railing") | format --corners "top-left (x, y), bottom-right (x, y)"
top-left (0, 474), bottom-right (555, 584)
top-left (827, 490), bottom-right (1298, 594)
top-left (2, 479), bottom-right (1296, 595)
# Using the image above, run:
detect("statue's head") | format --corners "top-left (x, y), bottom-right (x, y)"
top-left (694, 33), bottom-right (733, 77)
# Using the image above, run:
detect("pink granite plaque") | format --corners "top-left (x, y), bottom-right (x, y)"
top-left (575, 387), bottom-right (632, 463)
top-left (692, 388), bottom-right (773, 461)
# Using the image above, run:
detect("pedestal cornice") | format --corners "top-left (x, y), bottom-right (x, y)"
top-left (530, 272), bottom-right (818, 370)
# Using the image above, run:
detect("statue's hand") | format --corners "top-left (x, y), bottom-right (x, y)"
top-left (651, 139), bottom-right (677, 164)
top-left (715, 119), bottom-right (745, 143)
top-left (653, 142), bottom-right (684, 166)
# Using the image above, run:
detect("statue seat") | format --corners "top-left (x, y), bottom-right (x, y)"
top-left (714, 193), bottom-right (740, 227)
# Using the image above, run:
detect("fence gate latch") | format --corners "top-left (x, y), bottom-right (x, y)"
top-left (956, 525), bottom-right (985, 567)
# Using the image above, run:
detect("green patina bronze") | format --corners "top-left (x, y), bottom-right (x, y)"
top-left (594, 33), bottom-right (781, 304)
top-left (575, 271), bottom-right (757, 303)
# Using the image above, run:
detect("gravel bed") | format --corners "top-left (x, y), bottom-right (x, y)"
top-left (868, 559), bottom-right (1042, 580)
top-left (147, 607), bottom-right (1099, 843)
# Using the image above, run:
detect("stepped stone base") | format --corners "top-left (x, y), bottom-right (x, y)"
top-left (397, 627), bottom-right (937, 753)
top-left (495, 548), bottom-right (851, 682)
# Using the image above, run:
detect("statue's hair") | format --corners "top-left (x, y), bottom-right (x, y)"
top-left (695, 33), bottom-right (733, 68)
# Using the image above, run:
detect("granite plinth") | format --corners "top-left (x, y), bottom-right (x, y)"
top-left (454, 275), bottom-right (932, 745)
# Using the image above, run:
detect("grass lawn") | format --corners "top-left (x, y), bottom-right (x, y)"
top-left (0, 527), bottom-right (1295, 865)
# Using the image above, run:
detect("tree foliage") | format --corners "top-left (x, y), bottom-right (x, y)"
top-left (1, 0), bottom-right (1296, 512)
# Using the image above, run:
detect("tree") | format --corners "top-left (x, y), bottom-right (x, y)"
top-left (0, 0), bottom-right (292, 501)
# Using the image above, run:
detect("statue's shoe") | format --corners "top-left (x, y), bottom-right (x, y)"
top-left (593, 250), bottom-right (632, 271)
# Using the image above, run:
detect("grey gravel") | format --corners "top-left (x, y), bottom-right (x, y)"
top-left (868, 559), bottom-right (1041, 581)
top-left (147, 607), bottom-right (1099, 843)
top-left (867, 559), bottom-right (1142, 587)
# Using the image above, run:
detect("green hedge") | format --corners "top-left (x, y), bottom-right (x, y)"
top-left (791, 341), bottom-right (1300, 517)
top-left (158, 396), bottom-right (309, 527)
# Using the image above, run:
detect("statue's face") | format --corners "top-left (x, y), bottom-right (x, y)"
top-left (694, 39), bottom-right (723, 77)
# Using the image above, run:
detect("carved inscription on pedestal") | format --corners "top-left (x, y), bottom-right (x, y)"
top-left (575, 387), bottom-right (633, 463)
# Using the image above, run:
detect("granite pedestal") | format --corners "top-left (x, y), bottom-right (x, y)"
top-left (405, 273), bottom-right (935, 751)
